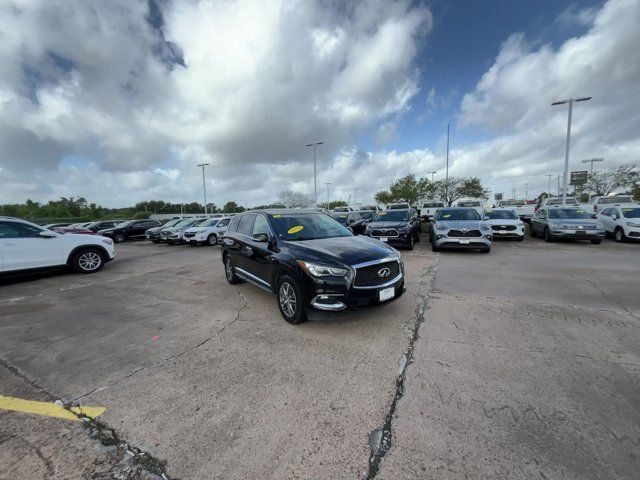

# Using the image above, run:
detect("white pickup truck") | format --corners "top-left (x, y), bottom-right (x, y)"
top-left (495, 200), bottom-right (536, 222)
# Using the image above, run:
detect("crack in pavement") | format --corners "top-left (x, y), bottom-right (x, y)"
top-left (0, 358), bottom-right (173, 479)
top-left (364, 257), bottom-right (439, 480)
top-left (74, 289), bottom-right (249, 402)
top-left (569, 273), bottom-right (639, 320)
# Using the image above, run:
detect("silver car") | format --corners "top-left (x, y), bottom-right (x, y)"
top-left (530, 207), bottom-right (605, 243)
top-left (430, 208), bottom-right (493, 253)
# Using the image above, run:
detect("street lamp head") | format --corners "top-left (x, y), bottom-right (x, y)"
top-left (551, 100), bottom-right (568, 106)
top-left (575, 97), bottom-right (592, 102)
top-left (305, 141), bottom-right (324, 147)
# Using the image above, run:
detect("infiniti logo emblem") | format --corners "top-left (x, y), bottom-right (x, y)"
top-left (378, 267), bottom-right (391, 278)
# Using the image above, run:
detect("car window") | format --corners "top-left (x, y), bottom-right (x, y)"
top-left (237, 214), bottom-right (256, 236)
top-left (331, 214), bottom-right (349, 225)
top-left (599, 196), bottom-right (632, 204)
top-left (227, 216), bottom-right (240, 232)
top-left (484, 209), bottom-right (518, 220)
top-left (375, 210), bottom-right (409, 222)
top-left (621, 207), bottom-right (640, 219)
top-left (218, 218), bottom-right (230, 227)
top-left (252, 215), bottom-right (270, 236)
top-left (0, 221), bottom-right (43, 238)
top-left (436, 209), bottom-right (480, 221)
top-left (600, 208), bottom-right (611, 217)
top-left (548, 208), bottom-right (592, 219)
top-left (458, 201), bottom-right (481, 207)
top-left (423, 202), bottom-right (444, 208)
top-left (269, 212), bottom-right (351, 240)
top-left (359, 211), bottom-right (374, 220)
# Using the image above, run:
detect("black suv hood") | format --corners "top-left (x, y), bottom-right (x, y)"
top-left (284, 235), bottom-right (397, 266)
top-left (366, 221), bottom-right (408, 229)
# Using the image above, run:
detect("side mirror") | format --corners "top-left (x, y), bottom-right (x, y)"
top-left (612, 215), bottom-right (618, 220)
top-left (252, 233), bottom-right (269, 242)
top-left (483, 216), bottom-right (490, 220)
top-left (38, 230), bottom-right (57, 238)
top-left (347, 226), bottom-right (354, 233)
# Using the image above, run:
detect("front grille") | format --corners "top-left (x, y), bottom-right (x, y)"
top-left (371, 229), bottom-right (399, 237)
top-left (491, 225), bottom-right (517, 231)
top-left (184, 233), bottom-right (196, 238)
top-left (447, 229), bottom-right (482, 238)
top-left (354, 261), bottom-right (401, 287)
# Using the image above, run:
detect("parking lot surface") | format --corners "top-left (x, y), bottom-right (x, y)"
top-left (1, 238), bottom-right (639, 479)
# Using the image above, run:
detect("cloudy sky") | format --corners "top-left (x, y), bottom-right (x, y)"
top-left (1, 0), bottom-right (638, 208)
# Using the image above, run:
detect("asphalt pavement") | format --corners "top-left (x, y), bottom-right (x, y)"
top-left (1, 237), bottom-right (638, 479)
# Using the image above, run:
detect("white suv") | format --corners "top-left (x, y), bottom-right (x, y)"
top-left (596, 206), bottom-right (640, 242)
top-left (183, 216), bottom-right (232, 246)
top-left (0, 217), bottom-right (116, 275)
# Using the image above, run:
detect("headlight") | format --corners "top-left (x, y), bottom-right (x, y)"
top-left (517, 222), bottom-right (525, 227)
top-left (596, 223), bottom-right (605, 229)
top-left (626, 222), bottom-right (640, 227)
top-left (101, 239), bottom-right (113, 246)
top-left (297, 260), bottom-right (349, 277)
top-left (397, 226), bottom-right (408, 233)
top-left (480, 224), bottom-right (491, 231)
top-left (435, 223), bottom-right (446, 230)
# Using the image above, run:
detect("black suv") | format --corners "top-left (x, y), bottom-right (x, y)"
top-left (329, 212), bottom-right (367, 235)
top-left (364, 208), bottom-right (421, 249)
top-left (221, 209), bottom-right (405, 324)
top-left (98, 219), bottom-right (162, 243)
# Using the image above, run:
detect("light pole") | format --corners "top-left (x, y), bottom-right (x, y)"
top-left (524, 183), bottom-right (529, 202)
top-left (305, 141), bottom-right (323, 207)
top-left (354, 187), bottom-right (358, 208)
top-left (512, 188), bottom-right (516, 200)
top-left (197, 163), bottom-right (211, 215)
top-left (551, 96), bottom-right (592, 205)
top-left (544, 174), bottom-right (555, 196)
top-left (582, 157), bottom-right (603, 175)
top-left (428, 170), bottom-right (436, 182)
top-left (557, 173), bottom-right (561, 196)
top-left (445, 123), bottom-right (450, 205)
top-left (326, 182), bottom-right (331, 210)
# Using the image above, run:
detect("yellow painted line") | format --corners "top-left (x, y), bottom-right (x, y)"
top-left (0, 395), bottom-right (106, 421)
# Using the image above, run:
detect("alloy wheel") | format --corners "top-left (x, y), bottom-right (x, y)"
top-left (78, 252), bottom-right (102, 271)
top-left (615, 229), bottom-right (624, 242)
top-left (225, 257), bottom-right (234, 281)
top-left (279, 282), bottom-right (297, 318)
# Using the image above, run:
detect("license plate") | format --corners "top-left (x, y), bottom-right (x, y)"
top-left (575, 230), bottom-right (586, 235)
top-left (498, 230), bottom-right (507, 235)
top-left (459, 239), bottom-right (470, 244)
top-left (379, 287), bottom-right (395, 302)
top-left (379, 237), bottom-right (388, 242)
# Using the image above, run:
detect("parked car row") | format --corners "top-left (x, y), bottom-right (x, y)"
top-left (147, 217), bottom-right (233, 246)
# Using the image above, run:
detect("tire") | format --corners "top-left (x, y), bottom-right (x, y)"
top-left (517, 236), bottom-right (525, 241)
top-left (224, 254), bottom-right (242, 284)
top-left (207, 234), bottom-right (217, 246)
top-left (529, 225), bottom-right (537, 237)
top-left (544, 227), bottom-right (554, 242)
top-left (481, 248), bottom-right (491, 253)
top-left (614, 228), bottom-right (626, 243)
top-left (415, 229), bottom-right (420, 243)
top-left (114, 234), bottom-right (126, 243)
top-left (72, 249), bottom-right (105, 274)
top-left (406, 234), bottom-right (414, 250)
top-left (151, 240), bottom-right (160, 244)
top-left (591, 238), bottom-right (602, 245)
top-left (276, 275), bottom-right (307, 324)
top-left (431, 244), bottom-right (439, 252)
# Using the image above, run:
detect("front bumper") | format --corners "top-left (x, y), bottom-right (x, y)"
top-left (623, 226), bottom-right (640, 238)
top-left (550, 229), bottom-right (605, 239)
top-left (367, 233), bottom-right (413, 246)
top-left (433, 233), bottom-right (492, 249)
top-left (184, 233), bottom-right (208, 243)
top-left (308, 275), bottom-right (406, 311)
top-left (492, 228), bottom-right (525, 238)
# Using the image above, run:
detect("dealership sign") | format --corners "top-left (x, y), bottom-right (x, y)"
top-left (570, 170), bottom-right (588, 185)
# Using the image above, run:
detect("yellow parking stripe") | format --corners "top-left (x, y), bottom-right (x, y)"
top-left (0, 395), bottom-right (106, 421)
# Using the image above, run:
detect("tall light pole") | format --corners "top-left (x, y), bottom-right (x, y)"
top-left (197, 163), bottom-right (211, 215)
top-left (551, 96), bottom-right (592, 205)
top-left (306, 141), bottom-right (323, 207)
top-left (428, 170), bottom-right (436, 182)
top-left (354, 187), bottom-right (358, 208)
top-left (445, 123), bottom-right (450, 205)
top-left (524, 183), bottom-right (529, 202)
top-left (512, 188), bottom-right (516, 200)
top-left (325, 182), bottom-right (331, 210)
top-left (557, 173), bottom-right (561, 196)
top-left (582, 157), bottom-right (603, 175)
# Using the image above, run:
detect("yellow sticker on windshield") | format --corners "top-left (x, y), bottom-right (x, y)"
top-left (577, 209), bottom-right (586, 214)
top-left (378, 211), bottom-right (386, 215)
top-left (273, 214), bottom-right (281, 218)
top-left (485, 210), bottom-right (493, 213)
top-left (340, 215), bottom-right (347, 218)
top-left (443, 214), bottom-right (451, 218)
top-left (288, 225), bottom-right (304, 234)
top-left (623, 208), bottom-right (634, 212)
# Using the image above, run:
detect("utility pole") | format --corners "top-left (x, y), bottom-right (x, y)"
top-left (197, 163), bottom-right (211, 215)
top-left (582, 157), bottom-right (603, 175)
top-left (325, 183), bottom-right (331, 210)
top-left (445, 123), bottom-right (450, 205)
top-left (512, 188), bottom-right (516, 200)
top-left (305, 142), bottom-right (323, 207)
top-left (524, 183), bottom-right (529, 202)
top-left (545, 174), bottom-right (554, 196)
top-left (557, 174), bottom-right (561, 196)
top-left (354, 187), bottom-right (358, 208)
top-left (551, 97), bottom-right (592, 205)
top-left (428, 171), bottom-right (436, 182)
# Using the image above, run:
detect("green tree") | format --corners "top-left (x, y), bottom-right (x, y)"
top-left (374, 174), bottom-right (435, 206)
top-left (133, 211), bottom-right (152, 219)
top-left (434, 177), bottom-right (489, 206)
top-left (222, 201), bottom-right (245, 213)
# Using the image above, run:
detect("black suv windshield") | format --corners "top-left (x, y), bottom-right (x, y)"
top-left (437, 209), bottom-right (480, 221)
top-left (375, 210), bottom-right (409, 222)
top-left (115, 220), bottom-right (134, 228)
top-left (548, 208), bottom-right (591, 219)
top-left (269, 213), bottom-right (351, 240)
top-left (359, 211), bottom-right (375, 220)
top-left (484, 209), bottom-right (518, 220)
